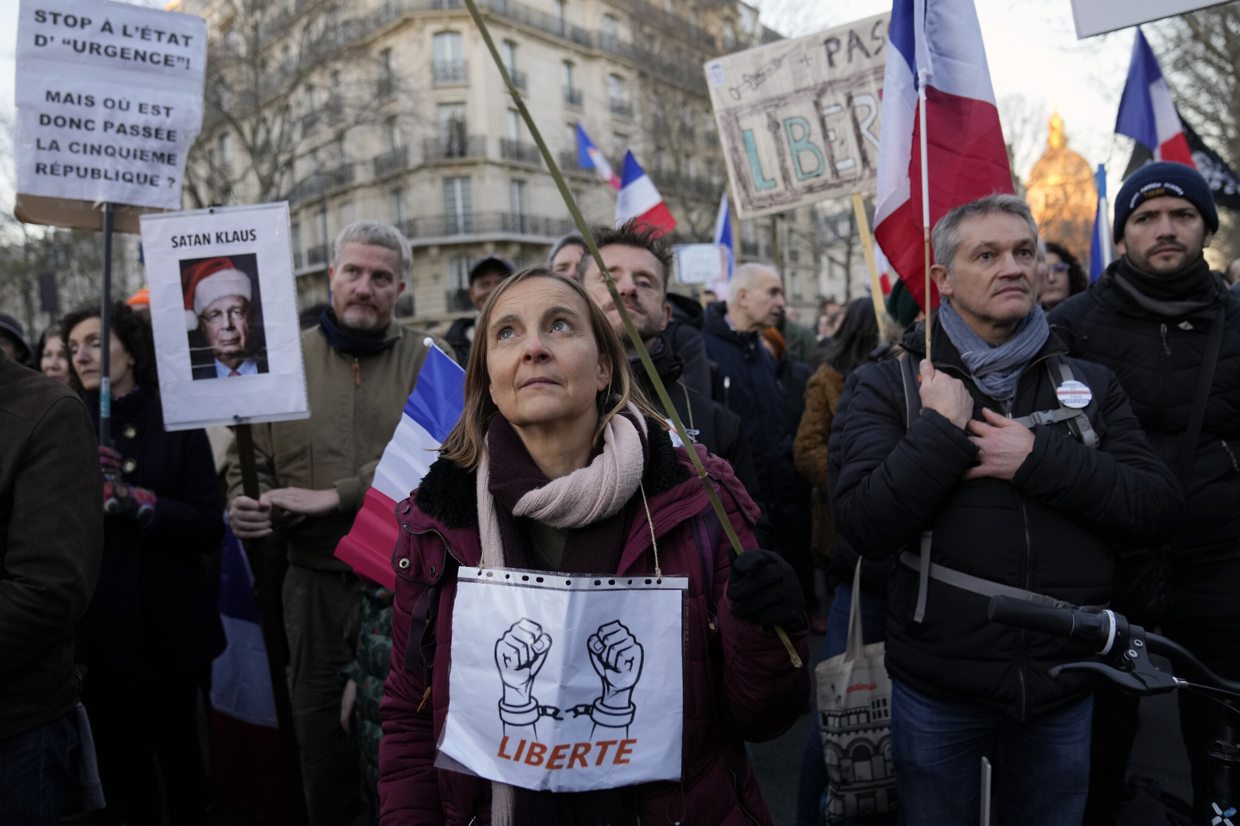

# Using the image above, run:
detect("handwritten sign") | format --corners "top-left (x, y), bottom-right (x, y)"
top-left (704, 13), bottom-right (889, 220)
top-left (674, 244), bottom-right (729, 285)
top-left (15, 0), bottom-right (206, 211)
top-left (438, 568), bottom-right (686, 792)
top-left (1070, 0), bottom-right (1229, 38)
top-left (140, 204), bottom-right (309, 431)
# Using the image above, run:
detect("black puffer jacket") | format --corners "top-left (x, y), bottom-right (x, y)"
top-left (829, 319), bottom-right (1179, 720)
top-left (1050, 262), bottom-right (1240, 559)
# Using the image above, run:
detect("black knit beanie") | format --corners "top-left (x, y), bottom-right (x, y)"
top-left (1113, 161), bottom-right (1219, 242)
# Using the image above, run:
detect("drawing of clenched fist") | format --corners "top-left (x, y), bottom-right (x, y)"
top-left (588, 620), bottom-right (644, 713)
top-left (495, 618), bottom-right (552, 710)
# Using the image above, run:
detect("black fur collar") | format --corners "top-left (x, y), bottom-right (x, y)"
top-left (415, 416), bottom-right (690, 529)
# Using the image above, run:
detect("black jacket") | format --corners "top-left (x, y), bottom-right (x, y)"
top-left (1051, 262), bottom-right (1240, 558)
top-left (633, 338), bottom-right (760, 499)
top-left (829, 319), bottom-right (1179, 720)
top-left (701, 303), bottom-right (794, 510)
top-left (81, 387), bottom-right (226, 683)
top-left (444, 316), bottom-right (475, 366)
top-left (0, 355), bottom-right (102, 739)
top-left (665, 293), bottom-right (711, 396)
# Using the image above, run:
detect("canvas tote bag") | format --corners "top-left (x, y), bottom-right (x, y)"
top-left (816, 563), bottom-right (898, 822)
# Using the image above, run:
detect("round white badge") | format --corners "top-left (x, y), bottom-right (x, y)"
top-left (1056, 380), bottom-right (1093, 409)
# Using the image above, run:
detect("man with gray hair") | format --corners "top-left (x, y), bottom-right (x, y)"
top-left (829, 194), bottom-right (1177, 824)
top-left (226, 221), bottom-right (441, 825)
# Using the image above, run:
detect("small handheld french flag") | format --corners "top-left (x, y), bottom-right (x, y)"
top-left (1115, 30), bottom-right (1194, 168)
top-left (576, 122), bottom-right (621, 190)
top-left (615, 151), bottom-right (677, 236)
top-left (335, 343), bottom-right (465, 589)
top-left (713, 192), bottom-right (734, 279)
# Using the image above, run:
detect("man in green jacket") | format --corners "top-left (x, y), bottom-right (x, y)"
top-left (228, 221), bottom-right (441, 826)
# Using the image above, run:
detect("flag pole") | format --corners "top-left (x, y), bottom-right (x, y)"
top-left (850, 192), bottom-right (888, 340)
top-left (461, 0), bottom-right (800, 669)
top-left (917, 70), bottom-right (932, 361)
top-left (1098, 164), bottom-right (1113, 270)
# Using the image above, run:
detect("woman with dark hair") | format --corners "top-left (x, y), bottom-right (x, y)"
top-left (1040, 241), bottom-right (1087, 309)
top-left (379, 268), bottom-right (808, 825)
top-left (62, 302), bottom-right (224, 826)
top-left (793, 297), bottom-right (896, 826)
top-left (37, 325), bottom-right (72, 383)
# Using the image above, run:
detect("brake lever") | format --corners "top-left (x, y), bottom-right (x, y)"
top-left (1051, 661), bottom-right (1178, 695)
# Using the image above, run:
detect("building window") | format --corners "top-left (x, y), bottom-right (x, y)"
top-left (389, 188), bottom-right (405, 227)
top-left (385, 116), bottom-right (402, 150)
top-left (432, 31), bottom-right (466, 84)
top-left (501, 40), bottom-right (517, 74)
top-left (437, 102), bottom-right (467, 156)
top-left (562, 60), bottom-right (582, 107)
top-left (507, 109), bottom-right (522, 142)
top-left (607, 74), bottom-right (630, 118)
top-left (450, 255), bottom-right (471, 291)
top-left (510, 179), bottom-right (527, 231)
top-left (601, 13), bottom-right (618, 41)
top-left (339, 200), bottom-right (355, 228)
top-left (444, 176), bottom-right (473, 234)
top-left (555, 0), bottom-right (567, 33)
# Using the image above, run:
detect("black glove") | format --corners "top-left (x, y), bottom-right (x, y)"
top-left (727, 549), bottom-right (806, 628)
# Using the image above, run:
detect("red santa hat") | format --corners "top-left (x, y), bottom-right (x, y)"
top-left (183, 257), bottom-right (252, 330)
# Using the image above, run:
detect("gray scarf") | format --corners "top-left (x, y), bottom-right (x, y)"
top-left (938, 302), bottom-right (1050, 404)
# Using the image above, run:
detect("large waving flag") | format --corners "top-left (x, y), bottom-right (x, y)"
top-left (1089, 164), bottom-right (1113, 282)
top-left (576, 122), bottom-right (621, 191)
top-left (712, 192), bottom-right (734, 278)
top-left (335, 342), bottom-right (465, 589)
top-left (616, 151), bottom-right (677, 236)
top-left (1115, 30), bottom-right (1194, 168)
top-left (873, 0), bottom-right (1013, 308)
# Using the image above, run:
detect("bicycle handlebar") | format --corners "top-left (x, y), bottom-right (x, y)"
top-left (987, 597), bottom-right (1118, 655)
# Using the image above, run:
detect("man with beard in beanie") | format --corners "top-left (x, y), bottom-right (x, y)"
top-left (1050, 161), bottom-right (1240, 823)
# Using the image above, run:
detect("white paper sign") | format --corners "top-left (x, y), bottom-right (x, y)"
top-left (140, 204), bottom-right (309, 431)
top-left (704, 13), bottom-right (889, 220)
top-left (439, 568), bottom-right (686, 792)
top-left (15, 0), bottom-right (206, 210)
top-left (1070, 0), bottom-right (1230, 38)
top-left (674, 244), bottom-right (729, 285)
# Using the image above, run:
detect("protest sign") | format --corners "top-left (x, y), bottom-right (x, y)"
top-left (674, 244), bottom-right (728, 285)
top-left (15, 0), bottom-right (206, 223)
top-left (1070, 0), bottom-right (1229, 39)
top-left (704, 13), bottom-right (889, 221)
top-left (438, 568), bottom-right (686, 792)
top-left (140, 204), bottom-right (309, 431)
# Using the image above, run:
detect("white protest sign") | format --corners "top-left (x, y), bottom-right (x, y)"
top-left (140, 204), bottom-right (309, 431)
top-left (15, 0), bottom-right (206, 211)
top-left (1070, 0), bottom-right (1230, 38)
top-left (674, 244), bottom-right (728, 285)
top-left (705, 13), bottom-right (889, 221)
top-left (438, 568), bottom-right (686, 792)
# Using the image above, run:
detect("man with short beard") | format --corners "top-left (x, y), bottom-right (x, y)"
top-left (1050, 162), bottom-right (1240, 824)
top-left (226, 221), bottom-right (446, 826)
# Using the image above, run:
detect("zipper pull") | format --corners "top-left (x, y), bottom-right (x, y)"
top-left (353, 358), bottom-right (361, 386)
top-left (1159, 323), bottom-right (1171, 357)
top-left (416, 686), bottom-right (432, 713)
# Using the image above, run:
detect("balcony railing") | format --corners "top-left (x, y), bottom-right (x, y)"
top-left (499, 138), bottom-right (540, 165)
top-left (609, 99), bottom-right (633, 120)
top-left (400, 211), bottom-right (576, 240)
top-left (293, 250), bottom-right (304, 268)
top-left (564, 87), bottom-right (583, 109)
top-left (373, 145), bottom-right (409, 177)
top-left (432, 60), bottom-right (468, 85)
top-left (308, 246), bottom-right (329, 266)
top-left (740, 240), bottom-right (760, 257)
top-left (423, 134), bottom-right (486, 161)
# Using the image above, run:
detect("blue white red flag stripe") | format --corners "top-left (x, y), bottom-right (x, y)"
top-left (211, 522), bottom-right (277, 728)
top-left (616, 151), bottom-right (677, 236)
top-left (336, 343), bottom-right (465, 589)
top-left (873, 0), bottom-right (1013, 308)
top-left (576, 122), bottom-right (621, 190)
top-left (712, 192), bottom-right (734, 279)
top-left (1089, 164), bottom-right (1112, 282)
top-left (1115, 30), bottom-right (1194, 168)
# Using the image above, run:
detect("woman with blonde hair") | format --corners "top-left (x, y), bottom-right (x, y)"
top-left (379, 267), bottom-right (808, 824)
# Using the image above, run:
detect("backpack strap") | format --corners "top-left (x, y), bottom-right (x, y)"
top-left (1010, 357), bottom-right (1099, 448)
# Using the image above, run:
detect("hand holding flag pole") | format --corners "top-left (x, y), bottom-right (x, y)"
top-left (461, 0), bottom-right (800, 668)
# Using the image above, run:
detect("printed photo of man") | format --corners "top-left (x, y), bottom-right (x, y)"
top-left (181, 255), bottom-right (269, 380)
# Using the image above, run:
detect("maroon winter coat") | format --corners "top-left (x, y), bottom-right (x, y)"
top-left (378, 436), bottom-right (809, 825)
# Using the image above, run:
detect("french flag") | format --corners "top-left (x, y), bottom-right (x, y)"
top-left (335, 342), bottom-right (465, 589)
top-left (1089, 164), bottom-right (1113, 282)
top-left (576, 122), bottom-right (621, 191)
top-left (712, 191), bottom-right (734, 278)
top-left (873, 0), bottom-right (1013, 308)
top-left (1115, 30), bottom-right (1194, 168)
top-left (615, 151), bottom-right (677, 237)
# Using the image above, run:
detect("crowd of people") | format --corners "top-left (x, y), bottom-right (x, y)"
top-left (1, 158), bottom-right (1239, 826)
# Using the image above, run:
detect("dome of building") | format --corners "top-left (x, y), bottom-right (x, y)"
top-left (1025, 113), bottom-right (1096, 258)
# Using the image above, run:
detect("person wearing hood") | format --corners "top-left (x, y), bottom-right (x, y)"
top-left (1050, 161), bottom-right (1240, 823)
top-left (0, 313), bottom-right (33, 367)
top-left (579, 221), bottom-right (758, 496)
top-left (831, 194), bottom-right (1178, 825)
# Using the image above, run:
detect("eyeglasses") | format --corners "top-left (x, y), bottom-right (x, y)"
top-left (1050, 263), bottom-right (1070, 273)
